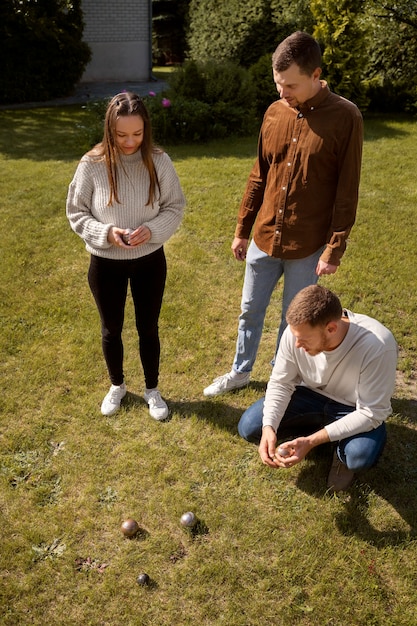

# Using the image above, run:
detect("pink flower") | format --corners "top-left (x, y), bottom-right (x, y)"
top-left (149, 91), bottom-right (156, 97)
top-left (162, 98), bottom-right (171, 108)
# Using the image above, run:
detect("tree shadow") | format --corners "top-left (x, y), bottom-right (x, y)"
top-left (0, 106), bottom-right (93, 162)
top-left (0, 105), bottom-right (410, 164)
top-left (363, 113), bottom-right (412, 141)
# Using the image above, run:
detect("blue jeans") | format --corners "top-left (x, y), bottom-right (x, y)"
top-left (232, 240), bottom-right (323, 373)
top-left (238, 386), bottom-right (387, 472)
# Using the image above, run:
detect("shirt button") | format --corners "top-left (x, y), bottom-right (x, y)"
top-left (276, 230), bottom-right (280, 235)
top-left (287, 162), bottom-right (291, 166)
top-left (292, 138), bottom-right (297, 142)
top-left (279, 209), bottom-right (283, 214)
top-left (282, 186), bottom-right (286, 191)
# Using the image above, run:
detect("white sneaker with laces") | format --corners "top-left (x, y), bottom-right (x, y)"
top-left (101, 383), bottom-right (127, 416)
top-left (203, 371), bottom-right (251, 397)
top-left (144, 389), bottom-right (169, 421)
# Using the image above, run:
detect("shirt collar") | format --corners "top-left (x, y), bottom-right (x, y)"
top-left (299, 80), bottom-right (330, 113)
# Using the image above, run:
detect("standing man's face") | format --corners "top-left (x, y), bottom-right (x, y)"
top-left (273, 63), bottom-right (322, 108)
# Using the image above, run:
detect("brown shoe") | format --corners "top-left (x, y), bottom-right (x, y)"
top-left (327, 451), bottom-right (355, 492)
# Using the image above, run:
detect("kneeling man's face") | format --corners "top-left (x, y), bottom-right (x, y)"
top-left (290, 322), bottom-right (333, 356)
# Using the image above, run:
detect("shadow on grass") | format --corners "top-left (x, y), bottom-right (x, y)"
top-left (125, 388), bottom-right (417, 546)
top-left (124, 380), bottom-right (268, 434)
top-left (362, 113), bottom-right (412, 141)
top-left (296, 415), bottom-right (417, 547)
top-left (0, 106), bottom-right (92, 162)
top-left (0, 107), bottom-right (411, 164)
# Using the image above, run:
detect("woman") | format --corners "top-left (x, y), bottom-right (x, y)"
top-left (66, 92), bottom-right (185, 420)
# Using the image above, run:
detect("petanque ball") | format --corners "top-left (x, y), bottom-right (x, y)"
top-left (137, 573), bottom-right (150, 586)
top-left (122, 229), bottom-right (133, 245)
top-left (180, 511), bottom-right (197, 528)
top-left (277, 446), bottom-right (290, 458)
top-left (121, 518), bottom-right (140, 537)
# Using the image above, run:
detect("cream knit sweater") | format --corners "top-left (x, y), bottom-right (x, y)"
top-left (263, 310), bottom-right (398, 441)
top-left (66, 149), bottom-right (185, 259)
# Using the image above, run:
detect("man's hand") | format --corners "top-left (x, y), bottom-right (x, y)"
top-left (231, 237), bottom-right (249, 261)
top-left (273, 437), bottom-right (314, 468)
top-left (258, 426), bottom-right (278, 467)
top-left (316, 260), bottom-right (338, 276)
top-left (260, 428), bottom-right (331, 469)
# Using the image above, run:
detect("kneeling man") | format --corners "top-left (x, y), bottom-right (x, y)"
top-left (238, 285), bottom-right (398, 491)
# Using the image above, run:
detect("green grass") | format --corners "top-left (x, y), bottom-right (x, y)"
top-left (0, 106), bottom-right (416, 626)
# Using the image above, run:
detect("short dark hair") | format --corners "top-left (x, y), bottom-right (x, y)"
top-left (272, 31), bottom-right (322, 76)
top-left (286, 285), bottom-right (342, 327)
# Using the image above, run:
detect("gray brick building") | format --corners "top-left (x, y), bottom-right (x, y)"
top-left (81, 0), bottom-right (152, 82)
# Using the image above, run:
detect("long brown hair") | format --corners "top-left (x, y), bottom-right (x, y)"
top-left (89, 92), bottom-right (161, 206)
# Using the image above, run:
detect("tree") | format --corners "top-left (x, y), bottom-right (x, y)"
top-left (310, 0), bottom-right (369, 107)
top-left (365, 0), bottom-right (417, 109)
top-left (0, 0), bottom-right (91, 104)
top-left (152, 0), bottom-right (190, 65)
top-left (187, 0), bottom-right (289, 67)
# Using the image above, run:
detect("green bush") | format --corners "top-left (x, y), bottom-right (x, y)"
top-left (0, 0), bottom-right (91, 104)
top-left (248, 53), bottom-right (279, 118)
top-left (80, 60), bottom-right (258, 147)
top-left (166, 60), bottom-right (255, 108)
top-left (187, 0), bottom-right (290, 67)
top-left (163, 60), bottom-right (258, 140)
top-left (364, 77), bottom-right (417, 115)
top-left (145, 95), bottom-right (213, 143)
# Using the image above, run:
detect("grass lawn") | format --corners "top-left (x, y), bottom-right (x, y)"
top-left (0, 105), bottom-right (416, 626)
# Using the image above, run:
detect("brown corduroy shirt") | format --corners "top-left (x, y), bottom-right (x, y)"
top-left (235, 81), bottom-right (363, 265)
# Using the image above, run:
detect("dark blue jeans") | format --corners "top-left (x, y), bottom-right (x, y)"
top-left (88, 248), bottom-right (166, 389)
top-left (238, 386), bottom-right (387, 472)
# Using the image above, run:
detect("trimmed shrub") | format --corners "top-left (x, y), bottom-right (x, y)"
top-left (79, 60), bottom-right (258, 148)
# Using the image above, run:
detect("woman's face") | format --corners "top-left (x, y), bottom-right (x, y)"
top-left (115, 114), bottom-right (144, 154)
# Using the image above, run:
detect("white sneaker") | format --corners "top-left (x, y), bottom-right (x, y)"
top-left (203, 371), bottom-right (251, 397)
top-left (144, 389), bottom-right (169, 421)
top-left (101, 383), bottom-right (127, 416)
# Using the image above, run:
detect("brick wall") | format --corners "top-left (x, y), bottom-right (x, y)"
top-left (81, 0), bottom-right (151, 82)
top-left (82, 0), bottom-right (150, 43)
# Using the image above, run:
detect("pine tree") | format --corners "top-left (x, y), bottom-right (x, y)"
top-left (311, 0), bottom-right (369, 107)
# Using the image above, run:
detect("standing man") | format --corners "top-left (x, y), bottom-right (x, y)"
top-left (204, 31), bottom-right (363, 397)
top-left (238, 285), bottom-right (398, 492)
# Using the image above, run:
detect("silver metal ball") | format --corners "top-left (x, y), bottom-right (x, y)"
top-left (180, 511), bottom-right (197, 527)
top-left (122, 229), bottom-right (133, 245)
top-left (137, 573), bottom-right (150, 586)
top-left (277, 446), bottom-right (290, 458)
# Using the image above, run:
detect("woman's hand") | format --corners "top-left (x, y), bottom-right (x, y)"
top-left (107, 226), bottom-right (131, 248)
top-left (108, 226), bottom-right (151, 248)
top-left (128, 225), bottom-right (151, 246)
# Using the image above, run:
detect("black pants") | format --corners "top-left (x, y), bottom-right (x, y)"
top-left (88, 248), bottom-right (167, 389)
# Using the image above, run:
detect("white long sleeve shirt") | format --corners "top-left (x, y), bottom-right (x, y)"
top-left (263, 311), bottom-right (398, 441)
